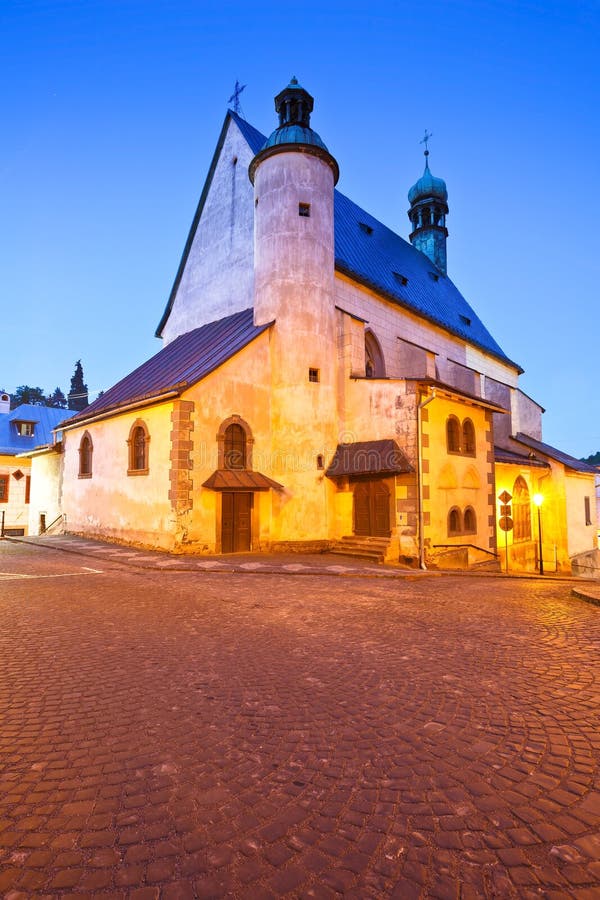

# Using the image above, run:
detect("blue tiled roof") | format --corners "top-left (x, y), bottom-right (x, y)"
top-left (0, 404), bottom-right (67, 455)
top-left (62, 309), bottom-right (272, 426)
top-left (232, 113), bottom-right (519, 370)
top-left (333, 192), bottom-right (519, 368)
top-left (514, 433), bottom-right (598, 475)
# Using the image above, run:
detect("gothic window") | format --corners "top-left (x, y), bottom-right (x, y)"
top-left (513, 476), bottom-right (532, 542)
top-left (217, 416), bottom-right (254, 471)
top-left (446, 416), bottom-right (461, 454)
top-left (224, 424), bottom-right (247, 470)
top-left (365, 330), bottom-right (386, 378)
top-left (127, 420), bottom-right (150, 475)
top-left (78, 432), bottom-right (93, 478)
top-left (463, 506), bottom-right (477, 534)
top-left (448, 507), bottom-right (462, 536)
top-left (462, 419), bottom-right (476, 456)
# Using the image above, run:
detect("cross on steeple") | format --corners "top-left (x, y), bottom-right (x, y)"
top-left (228, 80), bottom-right (246, 116)
top-left (420, 129), bottom-right (433, 158)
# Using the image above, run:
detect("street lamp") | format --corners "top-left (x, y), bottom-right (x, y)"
top-left (533, 493), bottom-right (544, 575)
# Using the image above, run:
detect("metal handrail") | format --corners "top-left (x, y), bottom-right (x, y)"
top-left (432, 543), bottom-right (498, 559)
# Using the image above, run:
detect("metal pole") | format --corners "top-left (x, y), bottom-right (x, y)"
top-left (537, 505), bottom-right (544, 575)
top-left (505, 526), bottom-right (509, 574)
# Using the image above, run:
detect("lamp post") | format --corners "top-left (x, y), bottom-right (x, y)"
top-left (533, 493), bottom-right (544, 575)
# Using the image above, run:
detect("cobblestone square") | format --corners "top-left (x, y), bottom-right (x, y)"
top-left (0, 540), bottom-right (599, 897)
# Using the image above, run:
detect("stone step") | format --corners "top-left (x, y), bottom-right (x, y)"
top-left (330, 535), bottom-right (390, 563)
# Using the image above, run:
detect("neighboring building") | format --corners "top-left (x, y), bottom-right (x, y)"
top-left (57, 79), bottom-right (598, 571)
top-left (0, 394), bottom-right (65, 536)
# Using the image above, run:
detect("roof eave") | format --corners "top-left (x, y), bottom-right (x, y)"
top-left (335, 263), bottom-right (524, 375)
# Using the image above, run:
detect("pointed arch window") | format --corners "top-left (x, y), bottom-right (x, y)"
top-left (463, 506), bottom-right (477, 534)
top-left (513, 476), bottom-right (532, 542)
top-left (127, 420), bottom-right (150, 475)
top-left (78, 432), bottom-right (93, 478)
top-left (462, 419), bottom-right (476, 456)
top-left (224, 424), bottom-right (247, 470)
top-left (365, 330), bottom-right (386, 378)
top-left (446, 416), bottom-right (461, 454)
top-left (448, 507), bottom-right (462, 536)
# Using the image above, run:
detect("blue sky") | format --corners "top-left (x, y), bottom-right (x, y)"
top-left (2, 0), bottom-right (599, 457)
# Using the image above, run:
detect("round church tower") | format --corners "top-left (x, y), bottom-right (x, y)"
top-left (249, 77), bottom-right (338, 338)
top-left (249, 79), bottom-right (340, 542)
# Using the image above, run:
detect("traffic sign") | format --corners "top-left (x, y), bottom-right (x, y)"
top-left (499, 516), bottom-right (513, 531)
top-left (498, 490), bottom-right (512, 504)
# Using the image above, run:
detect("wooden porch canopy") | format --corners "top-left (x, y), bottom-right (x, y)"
top-left (202, 470), bottom-right (284, 491)
top-left (325, 439), bottom-right (413, 479)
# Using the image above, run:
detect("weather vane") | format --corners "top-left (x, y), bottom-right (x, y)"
top-left (228, 80), bottom-right (246, 117)
top-left (420, 129), bottom-right (433, 157)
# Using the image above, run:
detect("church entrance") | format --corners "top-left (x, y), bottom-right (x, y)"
top-left (221, 492), bottom-right (252, 553)
top-left (353, 479), bottom-right (391, 537)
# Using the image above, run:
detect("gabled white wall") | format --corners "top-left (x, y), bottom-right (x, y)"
top-left (161, 118), bottom-right (256, 344)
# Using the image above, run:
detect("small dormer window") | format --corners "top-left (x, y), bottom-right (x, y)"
top-left (359, 222), bottom-right (373, 235)
top-left (16, 422), bottom-right (35, 437)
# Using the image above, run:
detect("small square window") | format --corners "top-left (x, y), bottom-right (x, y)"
top-left (299, 202), bottom-right (310, 217)
top-left (308, 368), bottom-right (320, 383)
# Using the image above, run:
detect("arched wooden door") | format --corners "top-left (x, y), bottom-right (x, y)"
top-left (353, 480), bottom-right (391, 537)
top-left (222, 492), bottom-right (252, 553)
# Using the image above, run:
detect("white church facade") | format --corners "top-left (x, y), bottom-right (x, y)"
top-left (54, 79), bottom-right (597, 572)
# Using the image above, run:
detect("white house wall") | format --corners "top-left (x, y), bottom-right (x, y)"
top-left (28, 451), bottom-right (63, 535)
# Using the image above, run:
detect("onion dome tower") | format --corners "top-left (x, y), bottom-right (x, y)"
top-left (407, 137), bottom-right (449, 275)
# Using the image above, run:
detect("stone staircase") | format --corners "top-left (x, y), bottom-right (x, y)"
top-left (329, 535), bottom-right (391, 564)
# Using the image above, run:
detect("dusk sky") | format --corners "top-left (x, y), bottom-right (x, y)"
top-left (3, 0), bottom-right (599, 458)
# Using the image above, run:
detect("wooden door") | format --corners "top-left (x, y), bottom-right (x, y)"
top-left (353, 480), bottom-right (390, 537)
top-left (222, 492), bottom-right (252, 553)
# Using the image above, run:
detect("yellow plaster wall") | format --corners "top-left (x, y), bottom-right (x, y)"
top-left (423, 395), bottom-right (493, 559)
top-left (61, 402), bottom-right (174, 549)
top-left (494, 464), bottom-right (570, 573)
top-left (0, 454), bottom-right (31, 534)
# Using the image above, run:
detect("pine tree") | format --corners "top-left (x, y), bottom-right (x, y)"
top-left (47, 387), bottom-right (67, 408)
top-left (67, 360), bottom-right (89, 411)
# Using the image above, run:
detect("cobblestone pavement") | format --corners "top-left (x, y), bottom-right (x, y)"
top-left (0, 541), bottom-right (599, 897)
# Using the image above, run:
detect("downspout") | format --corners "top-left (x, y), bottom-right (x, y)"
top-left (417, 389), bottom-right (436, 569)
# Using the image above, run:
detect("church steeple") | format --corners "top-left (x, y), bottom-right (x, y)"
top-left (249, 76), bottom-right (338, 184)
top-left (408, 133), bottom-right (449, 275)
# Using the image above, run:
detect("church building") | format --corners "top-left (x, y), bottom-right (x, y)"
top-left (57, 79), bottom-right (598, 572)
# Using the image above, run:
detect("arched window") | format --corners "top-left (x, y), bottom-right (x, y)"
top-left (462, 419), bottom-right (476, 456)
top-left (463, 506), bottom-right (477, 534)
top-left (364, 330), bottom-right (386, 378)
top-left (217, 416), bottom-right (254, 470)
top-left (513, 476), bottom-right (532, 542)
top-left (446, 416), bottom-right (460, 453)
top-left (127, 420), bottom-right (150, 474)
top-left (78, 432), bottom-right (93, 478)
top-left (448, 507), bottom-right (462, 536)
top-left (224, 423), bottom-right (246, 470)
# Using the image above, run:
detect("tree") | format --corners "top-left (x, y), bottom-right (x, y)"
top-left (47, 387), bottom-right (67, 409)
top-left (11, 385), bottom-right (47, 408)
top-left (67, 360), bottom-right (89, 412)
top-left (581, 451), bottom-right (600, 466)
